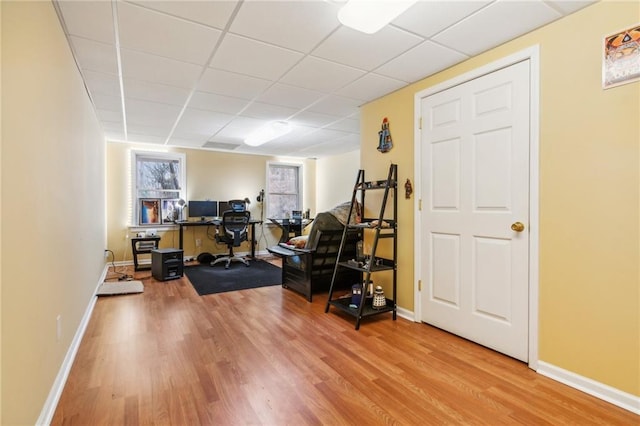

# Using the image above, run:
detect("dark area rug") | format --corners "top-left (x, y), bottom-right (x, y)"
top-left (185, 259), bottom-right (282, 296)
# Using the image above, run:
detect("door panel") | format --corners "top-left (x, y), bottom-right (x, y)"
top-left (420, 60), bottom-right (530, 361)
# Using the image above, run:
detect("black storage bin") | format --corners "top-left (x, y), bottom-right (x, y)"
top-left (151, 248), bottom-right (184, 281)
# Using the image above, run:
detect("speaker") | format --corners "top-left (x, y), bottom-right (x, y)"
top-left (151, 248), bottom-right (184, 281)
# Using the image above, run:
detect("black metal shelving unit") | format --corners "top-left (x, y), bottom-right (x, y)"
top-left (325, 163), bottom-right (398, 330)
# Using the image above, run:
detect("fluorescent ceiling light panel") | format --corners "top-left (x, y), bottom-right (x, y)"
top-left (244, 121), bottom-right (292, 146)
top-left (338, 0), bottom-right (418, 34)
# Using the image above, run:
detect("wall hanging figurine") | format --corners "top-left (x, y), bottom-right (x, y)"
top-left (405, 178), bottom-right (413, 199)
top-left (377, 117), bottom-right (393, 153)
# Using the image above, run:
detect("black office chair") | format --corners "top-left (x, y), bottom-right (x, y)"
top-left (211, 210), bottom-right (251, 269)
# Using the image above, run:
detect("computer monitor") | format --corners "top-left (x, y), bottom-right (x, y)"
top-left (187, 200), bottom-right (218, 220)
top-left (219, 199), bottom-right (246, 213)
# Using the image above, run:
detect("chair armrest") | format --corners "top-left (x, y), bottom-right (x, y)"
top-left (267, 245), bottom-right (296, 257)
top-left (288, 247), bottom-right (314, 254)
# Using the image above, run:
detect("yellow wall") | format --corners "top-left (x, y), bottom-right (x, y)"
top-left (361, 1), bottom-right (639, 396)
top-left (106, 142), bottom-right (326, 260)
top-left (1, 2), bottom-right (107, 424)
top-left (316, 150), bottom-right (360, 211)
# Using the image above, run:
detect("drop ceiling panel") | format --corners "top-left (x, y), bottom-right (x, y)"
top-left (209, 116), bottom-right (266, 143)
top-left (198, 68), bottom-right (271, 100)
top-left (189, 91), bottom-right (250, 115)
top-left (123, 79), bottom-right (191, 106)
top-left (210, 34), bottom-right (304, 80)
top-left (313, 25), bottom-right (424, 71)
top-left (256, 83), bottom-right (324, 110)
top-left (69, 37), bottom-right (118, 74)
top-left (392, 1), bottom-right (491, 38)
top-left (91, 93), bottom-right (122, 112)
top-left (306, 95), bottom-right (361, 117)
top-left (240, 102), bottom-right (298, 121)
top-left (129, 0), bottom-right (239, 29)
top-left (547, 1), bottom-right (596, 14)
top-left (116, 2), bottom-right (221, 65)
top-left (230, 0), bottom-right (340, 53)
top-left (336, 73), bottom-right (406, 101)
top-left (83, 71), bottom-right (120, 95)
top-left (57, 1), bottom-right (115, 44)
top-left (120, 48), bottom-right (203, 88)
top-left (175, 108), bottom-right (234, 135)
top-left (281, 56), bottom-right (366, 92)
top-left (124, 98), bottom-right (182, 129)
top-left (290, 110), bottom-right (343, 128)
top-left (96, 109), bottom-right (124, 123)
top-left (325, 117), bottom-right (360, 133)
top-left (127, 123), bottom-right (171, 138)
top-left (434, 0), bottom-right (562, 56)
top-left (376, 41), bottom-right (469, 83)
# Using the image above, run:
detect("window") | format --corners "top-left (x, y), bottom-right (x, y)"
top-left (132, 151), bottom-right (185, 225)
top-left (266, 162), bottom-right (301, 218)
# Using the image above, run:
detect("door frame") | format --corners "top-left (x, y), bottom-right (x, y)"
top-left (413, 46), bottom-right (540, 370)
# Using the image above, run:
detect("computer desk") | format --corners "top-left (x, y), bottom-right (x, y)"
top-left (268, 218), bottom-right (314, 243)
top-left (175, 219), bottom-right (262, 258)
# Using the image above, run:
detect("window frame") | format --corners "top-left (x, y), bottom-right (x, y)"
top-left (131, 150), bottom-right (186, 226)
top-left (265, 161), bottom-right (303, 219)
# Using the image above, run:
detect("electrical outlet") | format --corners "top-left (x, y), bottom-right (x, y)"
top-left (104, 250), bottom-right (109, 258)
top-left (195, 238), bottom-right (202, 247)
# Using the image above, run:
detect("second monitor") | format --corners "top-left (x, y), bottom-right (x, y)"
top-left (219, 199), bottom-right (247, 213)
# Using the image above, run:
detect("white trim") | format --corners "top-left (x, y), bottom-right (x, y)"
top-left (537, 361), bottom-right (640, 415)
top-left (396, 306), bottom-right (415, 322)
top-left (36, 265), bottom-right (109, 425)
top-left (413, 46), bottom-right (541, 369)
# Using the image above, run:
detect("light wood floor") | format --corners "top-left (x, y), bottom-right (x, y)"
top-left (52, 259), bottom-right (637, 425)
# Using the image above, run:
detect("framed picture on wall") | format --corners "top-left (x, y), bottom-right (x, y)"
top-left (161, 198), bottom-right (180, 224)
top-left (139, 198), bottom-right (161, 225)
top-left (603, 24), bottom-right (640, 89)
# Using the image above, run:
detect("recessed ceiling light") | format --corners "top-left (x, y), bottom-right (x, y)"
top-left (338, 0), bottom-right (418, 34)
top-left (244, 121), bottom-right (292, 146)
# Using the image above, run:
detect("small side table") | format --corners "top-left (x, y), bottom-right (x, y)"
top-left (131, 236), bottom-right (161, 271)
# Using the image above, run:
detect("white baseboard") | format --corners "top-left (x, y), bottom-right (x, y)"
top-left (537, 361), bottom-right (640, 415)
top-left (36, 265), bottom-right (108, 425)
top-left (396, 306), bottom-right (415, 322)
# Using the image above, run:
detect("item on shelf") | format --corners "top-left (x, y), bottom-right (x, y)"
top-left (351, 283), bottom-right (362, 306)
top-left (347, 259), bottom-right (365, 268)
top-left (372, 286), bottom-right (386, 309)
top-left (366, 281), bottom-right (374, 298)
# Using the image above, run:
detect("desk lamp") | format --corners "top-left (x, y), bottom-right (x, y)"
top-left (176, 198), bottom-right (186, 221)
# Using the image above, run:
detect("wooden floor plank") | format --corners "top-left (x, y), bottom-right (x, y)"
top-left (51, 261), bottom-right (638, 425)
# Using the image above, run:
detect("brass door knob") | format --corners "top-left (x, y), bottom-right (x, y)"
top-left (511, 222), bottom-right (525, 232)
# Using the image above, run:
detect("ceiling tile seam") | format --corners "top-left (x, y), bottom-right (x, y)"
top-left (161, 0), bottom-right (246, 146)
top-left (112, 0), bottom-right (128, 140)
top-left (121, 0), bottom-right (227, 32)
top-left (203, 23), bottom-right (349, 144)
top-left (389, 0), bottom-right (498, 41)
